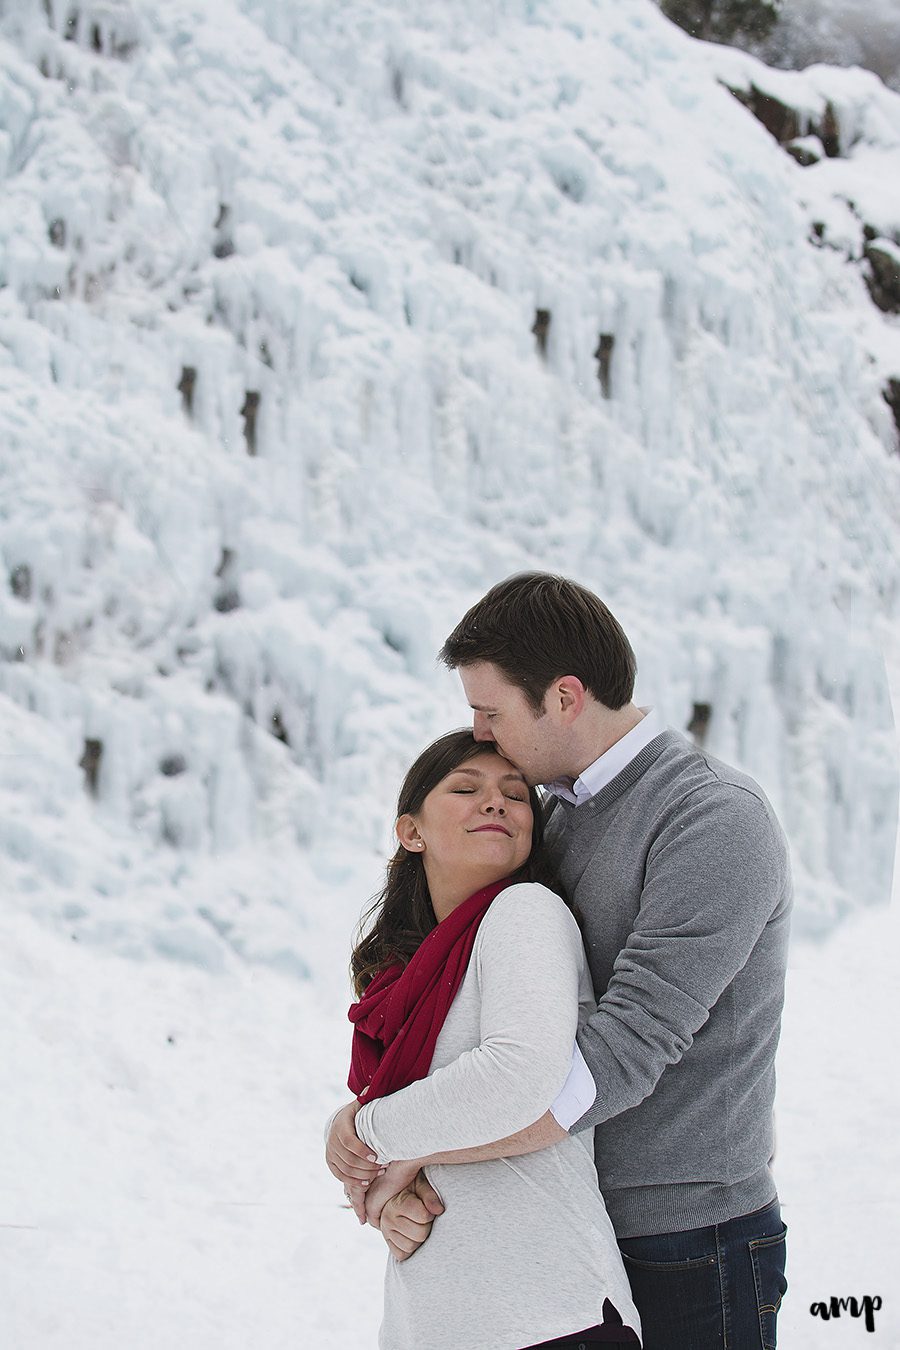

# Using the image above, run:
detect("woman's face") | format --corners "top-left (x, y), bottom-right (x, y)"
top-left (400, 751), bottom-right (534, 888)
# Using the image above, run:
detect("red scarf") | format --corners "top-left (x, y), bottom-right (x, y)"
top-left (348, 877), bottom-right (513, 1102)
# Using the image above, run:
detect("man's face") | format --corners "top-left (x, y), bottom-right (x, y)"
top-left (458, 662), bottom-right (566, 786)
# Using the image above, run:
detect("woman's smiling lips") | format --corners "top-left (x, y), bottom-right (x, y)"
top-left (469, 824), bottom-right (512, 836)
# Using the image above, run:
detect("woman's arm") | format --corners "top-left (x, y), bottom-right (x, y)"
top-left (325, 1099), bottom-right (565, 1193)
top-left (355, 885), bottom-right (584, 1164)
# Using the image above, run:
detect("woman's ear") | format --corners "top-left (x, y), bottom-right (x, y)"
top-left (396, 813), bottom-right (425, 853)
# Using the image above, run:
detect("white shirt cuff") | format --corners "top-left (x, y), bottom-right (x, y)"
top-left (550, 1041), bottom-right (597, 1131)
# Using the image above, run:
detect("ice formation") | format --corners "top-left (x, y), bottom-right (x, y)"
top-left (0, 0), bottom-right (898, 969)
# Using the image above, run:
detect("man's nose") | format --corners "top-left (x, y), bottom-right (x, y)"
top-left (473, 712), bottom-right (495, 742)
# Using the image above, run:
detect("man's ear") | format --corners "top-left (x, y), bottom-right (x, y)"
top-left (396, 813), bottom-right (425, 852)
top-left (555, 675), bottom-right (586, 723)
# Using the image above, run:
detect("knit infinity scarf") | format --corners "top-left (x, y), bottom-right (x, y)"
top-left (347, 877), bottom-right (513, 1102)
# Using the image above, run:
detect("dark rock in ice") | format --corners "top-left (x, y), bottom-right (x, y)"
top-left (687, 701), bottom-right (713, 746)
top-left (865, 240), bottom-right (900, 314)
top-left (595, 333), bottom-right (614, 398)
top-left (10, 564), bottom-right (32, 600)
top-left (215, 548), bottom-right (234, 578)
top-left (533, 309), bottom-right (551, 358)
top-left (160, 754), bottom-right (187, 777)
top-left (80, 738), bottom-right (103, 795)
top-left (178, 365), bottom-right (196, 415)
top-left (820, 102), bottom-right (841, 158)
top-left (726, 83), bottom-right (802, 145)
top-left (214, 588), bottom-right (241, 613)
top-left (883, 378), bottom-right (900, 446)
top-left (270, 709), bottom-right (290, 745)
top-left (241, 390), bottom-right (260, 455)
top-left (785, 137), bottom-right (822, 167)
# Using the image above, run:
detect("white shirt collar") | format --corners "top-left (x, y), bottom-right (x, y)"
top-left (545, 707), bottom-right (664, 806)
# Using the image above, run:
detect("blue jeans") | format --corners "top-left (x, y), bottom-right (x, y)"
top-left (616, 1198), bottom-right (788, 1350)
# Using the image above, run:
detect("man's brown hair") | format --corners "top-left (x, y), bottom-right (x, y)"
top-left (439, 572), bottom-right (636, 712)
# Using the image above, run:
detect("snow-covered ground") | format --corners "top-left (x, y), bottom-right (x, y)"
top-left (1, 0), bottom-right (899, 1345)
top-left (1, 832), bottom-right (896, 1349)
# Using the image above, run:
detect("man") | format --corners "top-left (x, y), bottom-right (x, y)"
top-left (328, 572), bottom-right (792, 1349)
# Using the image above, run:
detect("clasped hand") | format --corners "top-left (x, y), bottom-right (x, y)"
top-left (326, 1101), bottom-right (443, 1259)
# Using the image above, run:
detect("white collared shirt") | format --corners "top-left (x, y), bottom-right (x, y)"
top-left (545, 706), bottom-right (663, 806)
top-left (547, 705), bottom-right (664, 1130)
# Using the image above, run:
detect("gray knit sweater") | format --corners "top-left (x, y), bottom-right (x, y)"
top-left (547, 728), bottom-right (793, 1239)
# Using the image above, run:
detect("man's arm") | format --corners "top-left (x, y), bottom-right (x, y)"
top-left (414, 1109), bottom-right (566, 1164)
top-left (570, 784), bottom-right (791, 1132)
top-left (363, 1114), bottom-right (565, 1261)
top-left (326, 1100), bottom-right (564, 1199)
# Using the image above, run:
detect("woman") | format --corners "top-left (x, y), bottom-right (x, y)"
top-left (326, 729), bottom-right (641, 1349)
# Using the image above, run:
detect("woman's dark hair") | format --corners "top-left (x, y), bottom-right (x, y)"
top-left (439, 571), bottom-right (636, 713)
top-left (350, 729), bottom-right (554, 998)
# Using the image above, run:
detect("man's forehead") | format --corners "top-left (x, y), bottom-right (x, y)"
top-left (459, 662), bottom-right (517, 703)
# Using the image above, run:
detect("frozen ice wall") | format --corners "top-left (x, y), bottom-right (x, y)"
top-left (0, 0), bottom-right (898, 963)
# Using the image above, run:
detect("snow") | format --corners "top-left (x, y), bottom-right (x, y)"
top-left (0, 888), bottom-right (378, 1349)
top-left (0, 0), bottom-right (899, 1344)
top-left (1, 844), bottom-right (896, 1348)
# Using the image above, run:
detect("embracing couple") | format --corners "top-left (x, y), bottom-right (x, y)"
top-left (326, 572), bottom-right (792, 1350)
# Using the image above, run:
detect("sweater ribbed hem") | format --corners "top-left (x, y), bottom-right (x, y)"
top-left (604, 1167), bottom-right (778, 1239)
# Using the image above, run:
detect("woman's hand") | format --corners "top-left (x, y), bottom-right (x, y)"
top-left (326, 1101), bottom-right (385, 1189)
top-left (344, 1181), bottom-right (369, 1224)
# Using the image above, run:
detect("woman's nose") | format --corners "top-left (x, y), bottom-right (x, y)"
top-left (482, 791), bottom-right (506, 814)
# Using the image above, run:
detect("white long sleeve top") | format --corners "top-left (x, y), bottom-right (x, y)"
top-left (355, 883), bottom-right (641, 1350)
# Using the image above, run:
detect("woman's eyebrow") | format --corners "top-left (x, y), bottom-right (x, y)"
top-left (448, 767), bottom-right (526, 783)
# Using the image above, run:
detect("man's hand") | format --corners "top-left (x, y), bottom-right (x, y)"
top-left (378, 1170), bottom-right (444, 1262)
top-left (361, 1160), bottom-right (421, 1229)
top-left (326, 1101), bottom-right (384, 1189)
